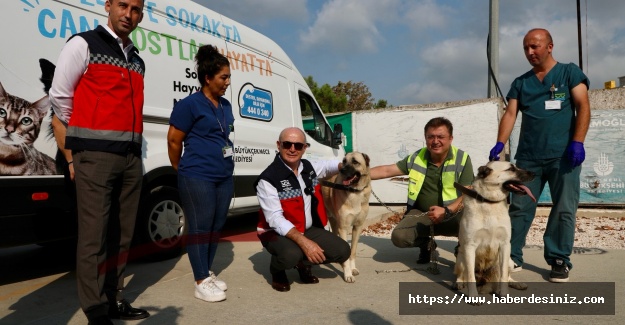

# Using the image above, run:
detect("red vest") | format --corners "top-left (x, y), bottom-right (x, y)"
top-left (66, 26), bottom-right (145, 154)
top-left (256, 156), bottom-right (328, 233)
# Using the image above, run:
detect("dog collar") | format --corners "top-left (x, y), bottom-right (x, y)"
top-left (321, 180), bottom-right (368, 192)
top-left (453, 182), bottom-right (499, 204)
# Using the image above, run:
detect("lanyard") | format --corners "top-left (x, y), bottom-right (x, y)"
top-left (208, 97), bottom-right (228, 141)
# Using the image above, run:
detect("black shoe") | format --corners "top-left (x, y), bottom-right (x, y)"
top-left (88, 315), bottom-right (113, 325)
top-left (109, 299), bottom-right (150, 320)
top-left (271, 270), bottom-right (290, 292)
top-left (295, 262), bottom-right (319, 284)
top-left (454, 244), bottom-right (459, 258)
top-left (417, 241), bottom-right (437, 264)
top-left (549, 259), bottom-right (569, 283)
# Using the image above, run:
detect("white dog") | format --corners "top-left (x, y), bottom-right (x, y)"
top-left (453, 161), bottom-right (535, 303)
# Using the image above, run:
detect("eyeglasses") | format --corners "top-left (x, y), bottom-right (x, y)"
top-left (425, 135), bottom-right (449, 141)
top-left (281, 141), bottom-right (306, 150)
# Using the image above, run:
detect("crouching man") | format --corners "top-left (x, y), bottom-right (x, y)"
top-left (255, 127), bottom-right (350, 292)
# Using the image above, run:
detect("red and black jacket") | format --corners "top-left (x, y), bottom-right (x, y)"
top-left (66, 25), bottom-right (145, 155)
top-left (256, 155), bottom-right (328, 233)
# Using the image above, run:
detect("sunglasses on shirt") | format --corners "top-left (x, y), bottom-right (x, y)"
top-left (281, 141), bottom-right (306, 150)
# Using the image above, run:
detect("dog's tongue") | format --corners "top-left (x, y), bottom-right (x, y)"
top-left (515, 184), bottom-right (536, 202)
top-left (343, 175), bottom-right (357, 186)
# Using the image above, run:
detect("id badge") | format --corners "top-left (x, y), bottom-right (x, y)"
top-left (545, 100), bottom-right (561, 110)
top-left (222, 146), bottom-right (233, 158)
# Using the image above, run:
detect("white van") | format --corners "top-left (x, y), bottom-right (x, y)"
top-left (0, 0), bottom-right (344, 257)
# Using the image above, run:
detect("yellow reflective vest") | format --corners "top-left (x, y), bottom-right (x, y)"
top-left (406, 146), bottom-right (468, 207)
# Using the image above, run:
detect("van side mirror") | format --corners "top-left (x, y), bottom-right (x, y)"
top-left (331, 123), bottom-right (343, 148)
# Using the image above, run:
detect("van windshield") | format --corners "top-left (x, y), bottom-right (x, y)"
top-left (299, 91), bottom-right (333, 147)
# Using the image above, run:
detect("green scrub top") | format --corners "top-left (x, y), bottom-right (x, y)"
top-left (507, 62), bottom-right (589, 160)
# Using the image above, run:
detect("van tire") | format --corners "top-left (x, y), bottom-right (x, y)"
top-left (133, 186), bottom-right (186, 261)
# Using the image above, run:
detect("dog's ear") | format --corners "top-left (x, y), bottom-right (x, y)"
top-left (477, 165), bottom-right (492, 179)
top-left (362, 153), bottom-right (370, 167)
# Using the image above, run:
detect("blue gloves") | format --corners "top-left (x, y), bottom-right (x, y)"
top-left (566, 141), bottom-right (585, 167)
top-left (489, 141), bottom-right (584, 166)
top-left (489, 142), bottom-right (505, 161)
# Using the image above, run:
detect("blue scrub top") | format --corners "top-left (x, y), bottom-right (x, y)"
top-left (170, 91), bottom-right (235, 181)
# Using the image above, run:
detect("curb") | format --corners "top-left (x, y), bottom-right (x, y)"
top-left (536, 207), bottom-right (625, 218)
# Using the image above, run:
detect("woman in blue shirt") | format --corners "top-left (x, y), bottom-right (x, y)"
top-left (167, 45), bottom-right (234, 303)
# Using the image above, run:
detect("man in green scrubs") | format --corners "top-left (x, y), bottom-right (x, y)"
top-left (489, 28), bottom-right (590, 283)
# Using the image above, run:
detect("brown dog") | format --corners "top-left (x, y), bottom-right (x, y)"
top-left (322, 152), bottom-right (372, 283)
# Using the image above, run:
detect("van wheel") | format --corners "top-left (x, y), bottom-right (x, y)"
top-left (134, 186), bottom-right (186, 261)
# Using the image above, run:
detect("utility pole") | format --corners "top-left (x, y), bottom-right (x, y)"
top-left (487, 0), bottom-right (499, 98)
top-left (576, 0), bottom-right (583, 71)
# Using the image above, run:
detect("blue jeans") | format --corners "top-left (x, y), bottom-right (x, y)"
top-left (178, 175), bottom-right (233, 281)
top-left (509, 158), bottom-right (580, 269)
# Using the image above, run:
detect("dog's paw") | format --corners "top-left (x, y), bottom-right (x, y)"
top-left (341, 261), bottom-right (356, 283)
top-left (466, 287), bottom-right (483, 306)
top-left (477, 284), bottom-right (491, 295)
top-left (508, 281), bottom-right (528, 290)
top-left (467, 295), bottom-right (483, 306)
top-left (496, 287), bottom-right (510, 298)
top-left (452, 281), bottom-right (465, 290)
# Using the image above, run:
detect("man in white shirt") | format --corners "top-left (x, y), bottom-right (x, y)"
top-left (255, 127), bottom-right (350, 292)
top-left (49, 1), bottom-right (149, 324)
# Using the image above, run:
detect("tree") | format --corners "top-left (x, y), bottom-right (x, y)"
top-left (304, 75), bottom-right (318, 93)
top-left (305, 76), bottom-right (390, 113)
top-left (318, 84), bottom-right (347, 113)
top-left (375, 99), bottom-right (388, 109)
top-left (332, 81), bottom-right (375, 111)
top-left (305, 75), bottom-right (346, 113)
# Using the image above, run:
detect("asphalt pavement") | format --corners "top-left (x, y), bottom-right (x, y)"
top-left (0, 206), bottom-right (622, 325)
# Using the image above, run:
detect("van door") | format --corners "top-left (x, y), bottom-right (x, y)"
top-left (298, 91), bottom-right (336, 148)
top-left (294, 84), bottom-right (343, 161)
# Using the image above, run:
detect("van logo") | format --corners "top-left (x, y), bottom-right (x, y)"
top-left (238, 83), bottom-right (273, 122)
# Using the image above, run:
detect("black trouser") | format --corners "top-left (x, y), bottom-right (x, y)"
top-left (258, 226), bottom-right (350, 274)
top-left (73, 151), bottom-right (142, 320)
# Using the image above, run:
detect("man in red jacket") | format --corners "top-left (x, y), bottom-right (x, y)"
top-left (50, 1), bottom-right (149, 324)
top-left (255, 127), bottom-right (350, 292)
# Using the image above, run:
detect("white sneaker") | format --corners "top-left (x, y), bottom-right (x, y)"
top-left (209, 271), bottom-right (227, 291)
top-left (511, 263), bottom-right (522, 273)
top-left (194, 278), bottom-right (226, 302)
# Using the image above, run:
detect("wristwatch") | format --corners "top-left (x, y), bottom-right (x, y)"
top-left (443, 207), bottom-right (451, 220)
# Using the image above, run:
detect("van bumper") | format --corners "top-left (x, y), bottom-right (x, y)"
top-left (0, 177), bottom-right (75, 247)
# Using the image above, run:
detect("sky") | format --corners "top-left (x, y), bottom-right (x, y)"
top-left (191, 0), bottom-right (625, 107)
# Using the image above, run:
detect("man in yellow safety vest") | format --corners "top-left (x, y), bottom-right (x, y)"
top-left (370, 117), bottom-right (474, 264)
